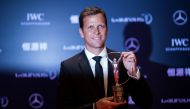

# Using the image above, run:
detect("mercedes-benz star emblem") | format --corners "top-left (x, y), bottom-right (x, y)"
top-left (29, 93), bottom-right (44, 109)
top-left (173, 10), bottom-right (188, 26)
top-left (124, 37), bottom-right (140, 53)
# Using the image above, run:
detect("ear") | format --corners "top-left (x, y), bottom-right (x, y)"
top-left (79, 28), bottom-right (84, 38)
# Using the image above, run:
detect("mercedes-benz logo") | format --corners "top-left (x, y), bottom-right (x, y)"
top-left (124, 37), bottom-right (140, 53)
top-left (28, 93), bottom-right (44, 109)
top-left (0, 96), bottom-right (9, 108)
top-left (173, 10), bottom-right (188, 26)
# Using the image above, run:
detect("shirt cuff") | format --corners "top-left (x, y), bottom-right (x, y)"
top-left (93, 102), bottom-right (96, 109)
top-left (127, 68), bottom-right (140, 80)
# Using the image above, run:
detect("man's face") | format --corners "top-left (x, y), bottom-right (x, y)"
top-left (79, 13), bottom-right (107, 51)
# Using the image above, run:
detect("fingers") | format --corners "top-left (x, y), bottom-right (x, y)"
top-left (131, 63), bottom-right (135, 74)
top-left (97, 97), bottom-right (127, 109)
top-left (121, 51), bottom-right (134, 56)
top-left (103, 96), bottom-right (126, 104)
top-left (121, 51), bottom-right (138, 77)
top-left (122, 51), bottom-right (137, 63)
top-left (123, 54), bottom-right (137, 66)
top-left (104, 96), bottom-right (114, 101)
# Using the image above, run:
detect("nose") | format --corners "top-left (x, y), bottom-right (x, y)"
top-left (94, 27), bottom-right (100, 35)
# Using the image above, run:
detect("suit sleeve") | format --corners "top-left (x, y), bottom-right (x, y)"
top-left (119, 62), bottom-right (153, 109)
top-left (128, 76), bottom-right (153, 109)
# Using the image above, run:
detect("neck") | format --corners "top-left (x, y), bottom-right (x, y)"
top-left (85, 47), bottom-right (105, 55)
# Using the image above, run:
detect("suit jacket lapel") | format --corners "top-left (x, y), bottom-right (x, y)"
top-left (77, 50), bottom-right (95, 82)
top-left (107, 60), bottom-right (115, 97)
top-left (107, 48), bottom-right (116, 97)
top-left (76, 49), bottom-right (116, 97)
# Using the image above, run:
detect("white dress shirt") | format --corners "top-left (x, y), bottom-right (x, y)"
top-left (84, 48), bottom-right (140, 108)
top-left (84, 48), bottom-right (140, 97)
top-left (85, 47), bottom-right (109, 96)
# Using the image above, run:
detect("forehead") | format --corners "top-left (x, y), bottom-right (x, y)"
top-left (83, 13), bottom-right (106, 25)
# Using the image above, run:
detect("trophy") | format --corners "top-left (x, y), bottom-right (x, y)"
top-left (108, 52), bottom-right (124, 103)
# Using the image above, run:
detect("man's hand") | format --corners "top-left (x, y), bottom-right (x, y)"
top-left (95, 97), bottom-right (126, 109)
top-left (121, 51), bottom-right (137, 77)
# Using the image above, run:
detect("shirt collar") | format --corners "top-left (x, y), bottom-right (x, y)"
top-left (84, 47), bottom-right (108, 61)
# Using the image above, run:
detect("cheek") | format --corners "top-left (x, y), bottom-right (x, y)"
top-left (102, 30), bottom-right (107, 37)
top-left (84, 34), bottom-right (92, 41)
top-left (103, 34), bottom-right (108, 40)
top-left (83, 30), bottom-right (92, 36)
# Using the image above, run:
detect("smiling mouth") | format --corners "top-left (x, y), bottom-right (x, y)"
top-left (93, 37), bottom-right (101, 40)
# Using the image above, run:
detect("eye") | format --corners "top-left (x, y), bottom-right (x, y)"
top-left (87, 25), bottom-right (94, 30)
top-left (98, 25), bottom-right (106, 29)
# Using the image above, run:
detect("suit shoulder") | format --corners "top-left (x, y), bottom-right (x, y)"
top-left (61, 51), bottom-right (83, 65)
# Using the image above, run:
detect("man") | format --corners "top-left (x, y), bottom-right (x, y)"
top-left (56, 6), bottom-right (152, 109)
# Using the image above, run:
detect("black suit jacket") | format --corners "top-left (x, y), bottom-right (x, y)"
top-left (56, 49), bottom-right (152, 109)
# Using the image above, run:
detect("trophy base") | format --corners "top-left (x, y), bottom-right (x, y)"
top-left (112, 85), bottom-right (124, 103)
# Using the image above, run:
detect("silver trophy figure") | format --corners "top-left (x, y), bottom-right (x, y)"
top-left (108, 52), bottom-right (124, 103)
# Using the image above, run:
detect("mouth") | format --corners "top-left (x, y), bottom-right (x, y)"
top-left (93, 37), bottom-right (101, 40)
top-left (92, 36), bottom-right (102, 40)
